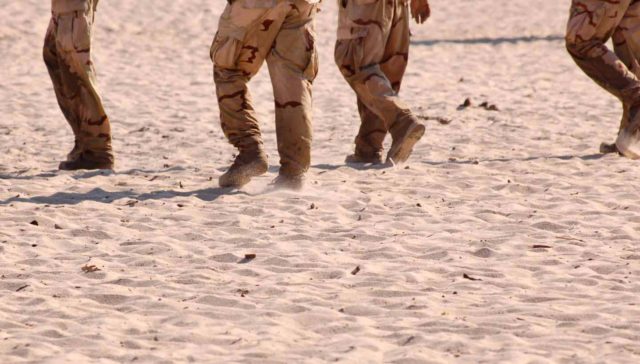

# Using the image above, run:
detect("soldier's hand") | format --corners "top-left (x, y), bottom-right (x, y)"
top-left (410, 0), bottom-right (431, 24)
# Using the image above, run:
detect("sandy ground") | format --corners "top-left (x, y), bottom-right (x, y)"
top-left (1, 0), bottom-right (640, 363)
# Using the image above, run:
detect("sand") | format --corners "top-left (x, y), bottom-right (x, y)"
top-left (1, 0), bottom-right (640, 363)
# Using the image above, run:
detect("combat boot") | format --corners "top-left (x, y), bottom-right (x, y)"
top-left (345, 151), bottom-right (384, 164)
top-left (219, 148), bottom-right (269, 188)
top-left (387, 115), bottom-right (426, 165)
top-left (616, 103), bottom-right (640, 159)
top-left (602, 103), bottom-right (629, 155)
top-left (59, 149), bottom-right (114, 170)
top-left (272, 172), bottom-right (305, 191)
top-left (66, 140), bottom-right (83, 161)
top-left (346, 132), bottom-right (385, 164)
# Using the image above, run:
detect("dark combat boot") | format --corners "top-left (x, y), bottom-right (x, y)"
top-left (59, 149), bottom-right (114, 171)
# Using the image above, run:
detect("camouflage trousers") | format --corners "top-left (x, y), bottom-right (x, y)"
top-left (43, 0), bottom-right (113, 165)
top-left (211, 0), bottom-right (319, 176)
top-left (566, 0), bottom-right (640, 136)
top-left (335, 0), bottom-right (413, 156)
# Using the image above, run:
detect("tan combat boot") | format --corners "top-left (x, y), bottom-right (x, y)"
top-left (272, 172), bottom-right (305, 191)
top-left (387, 115), bottom-right (426, 165)
top-left (345, 150), bottom-right (384, 165)
top-left (616, 104), bottom-right (640, 159)
top-left (219, 148), bottom-right (269, 188)
top-left (65, 139), bottom-right (83, 161)
top-left (601, 103), bottom-right (630, 155)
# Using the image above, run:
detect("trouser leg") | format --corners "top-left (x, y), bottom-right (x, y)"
top-left (267, 3), bottom-right (318, 176)
top-left (335, 0), bottom-right (413, 142)
top-left (566, 0), bottom-right (640, 109)
top-left (353, 0), bottom-right (412, 156)
top-left (612, 2), bottom-right (640, 133)
top-left (354, 99), bottom-right (387, 156)
top-left (214, 68), bottom-right (263, 151)
top-left (43, 18), bottom-right (82, 160)
top-left (211, 1), bottom-right (290, 153)
top-left (46, 4), bottom-right (113, 165)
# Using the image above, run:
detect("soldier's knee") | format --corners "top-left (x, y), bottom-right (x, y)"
top-left (565, 33), bottom-right (578, 54)
top-left (43, 46), bottom-right (50, 66)
top-left (565, 34), bottom-right (603, 59)
top-left (43, 40), bottom-right (56, 67)
top-left (214, 66), bottom-right (249, 85)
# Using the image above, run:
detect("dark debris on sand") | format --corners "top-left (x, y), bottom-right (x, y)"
top-left (457, 97), bottom-right (500, 111)
top-left (81, 265), bottom-right (101, 273)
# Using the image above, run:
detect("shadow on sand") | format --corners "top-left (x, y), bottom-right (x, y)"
top-left (1, 153), bottom-right (608, 205)
top-left (412, 35), bottom-right (564, 47)
top-left (422, 153), bottom-right (606, 166)
top-left (0, 167), bottom-right (187, 181)
top-left (313, 162), bottom-right (389, 172)
top-left (0, 187), bottom-right (245, 206)
top-left (313, 153), bottom-right (606, 170)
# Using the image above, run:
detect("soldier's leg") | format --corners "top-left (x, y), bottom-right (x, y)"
top-left (266, 1), bottom-right (319, 188)
top-left (380, 0), bottom-right (422, 164)
top-left (566, 0), bottom-right (637, 100)
top-left (335, 1), bottom-right (405, 132)
top-left (614, 3), bottom-right (640, 158)
top-left (212, 1), bottom-right (289, 187)
top-left (348, 0), bottom-right (413, 164)
top-left (43, 18), bottom-right (83, 161)
top-left (335, 0), bottom-right (424, 165)
top-left (345, 99), bottom-right (386, 163)
top-left (53, 3), bottom-right (114, 170)
top-left (564, 0), bottom-right (640, 158)
top-left (597, 2), bottom-right (640, 153)
top-left (614, 3), bottom-right (640, 128)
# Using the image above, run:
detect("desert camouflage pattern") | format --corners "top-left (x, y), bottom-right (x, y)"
top-left (44, 0), bottom-right (113, 165)
top-left (335, 0), bottom-right (413, 157)
top-left (51, 0), bottom-right (94, 13)
top-left (211, 0), bottom-right (320, 177)
top-left (566, 0), bottom-right (640, 148)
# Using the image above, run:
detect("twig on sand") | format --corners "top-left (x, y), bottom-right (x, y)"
top-left (556, 236), bottom-right (585, 243)
top-left (463, 273), bottom-right (482, 281)
top-left (125, 200), bottom-right (139, 207)
top-left (402, 336), bottom-right (416, 346)
top-left (417, 115), bottom-right (453, 125)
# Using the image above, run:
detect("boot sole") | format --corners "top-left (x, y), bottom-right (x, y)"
top-left (386, 123), bottom-right (426, 165)
top-left (58, 161), bottom-right (114, 171)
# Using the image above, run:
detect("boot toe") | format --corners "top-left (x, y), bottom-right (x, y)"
top-left (218, 153), bottom-right (268, 188)
top-left (387, 122), bottom-right (426, 165)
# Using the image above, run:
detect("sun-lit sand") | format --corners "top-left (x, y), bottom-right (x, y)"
top-left (1, 0), bottom-right (640, 362)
